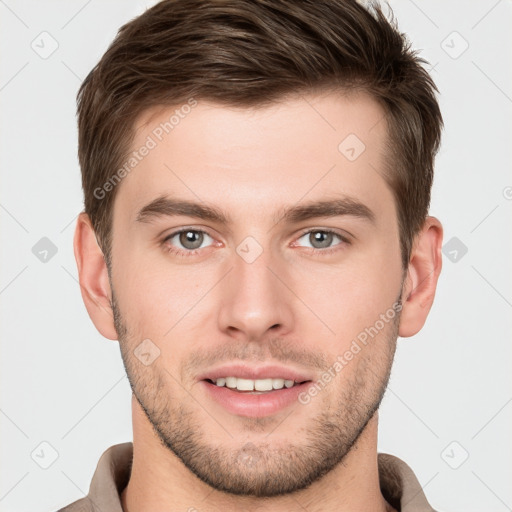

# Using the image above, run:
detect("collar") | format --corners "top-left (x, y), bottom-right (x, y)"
top-left (60, 442), bottom-right (436, 512)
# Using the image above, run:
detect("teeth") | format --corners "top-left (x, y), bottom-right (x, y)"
top-left (272, 378), bottom-right (284, 389)
top-left (255, 378), bottom-right (273, 391)
top-left (225, 377), bottom-right (237, 388)
top-left (213, 377), bottom-right (300, 391)
top-left (236, 378), bottom-right (254, 391)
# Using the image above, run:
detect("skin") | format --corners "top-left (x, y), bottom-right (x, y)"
top-left (74, 90), bottom-right (443, 512)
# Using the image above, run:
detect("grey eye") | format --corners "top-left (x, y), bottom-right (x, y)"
top-left (165, 229), bottom-right (214, 251)
top-left (297, 230), bottom-right (343, 250)
top-left (178, 230), bottom-right (205, 250)
top-left (309, 231), bottom-right (335, 249)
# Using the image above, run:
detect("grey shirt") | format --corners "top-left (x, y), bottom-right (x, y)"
top-left (57, 442), bottom-right (437, 511)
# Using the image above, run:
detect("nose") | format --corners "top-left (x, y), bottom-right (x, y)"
top-left (217, 245), bottom-right (295, 342)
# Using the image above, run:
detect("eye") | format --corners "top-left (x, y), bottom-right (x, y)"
top-left (163, 229), bottom-right (214, 254)
top-left (295, 229), bottom-right (349, 252)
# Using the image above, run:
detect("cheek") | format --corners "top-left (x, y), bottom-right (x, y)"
top-left (289, 246), bottom-right (402, 343)
top-left (112, 218), bottom-right (402, 349)
top-left (113, 254), bottom-right (219, 341)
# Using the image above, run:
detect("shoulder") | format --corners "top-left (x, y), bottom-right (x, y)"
top-left (55, 442), bottom-right (133, 512)
top-left (378, 452), bottom-right (439, 512)
top-left (56, 496), bottom-right (95, 512)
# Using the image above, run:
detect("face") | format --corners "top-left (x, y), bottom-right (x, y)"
top-left (109, 91), bottom-right (404, 497)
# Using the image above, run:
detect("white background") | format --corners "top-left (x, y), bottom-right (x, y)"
top-left (0, 1), bottom-right (511, 511)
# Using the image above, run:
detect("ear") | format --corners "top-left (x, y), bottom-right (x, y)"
top-left (398, 216), bottom-right (443, 338)
top-left (73, 212), bottom-right (118, 340)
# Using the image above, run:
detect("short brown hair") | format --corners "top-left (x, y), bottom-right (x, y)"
top-left (77, 0), bottom-right (442, 269)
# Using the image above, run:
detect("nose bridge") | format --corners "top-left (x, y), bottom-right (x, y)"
top-left (217, 240), bottom-right (293, 339)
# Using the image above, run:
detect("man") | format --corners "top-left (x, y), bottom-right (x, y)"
top-left (61, 0), bottom-right (444, 510)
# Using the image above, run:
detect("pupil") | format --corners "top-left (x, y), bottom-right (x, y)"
top-left (180, 230), bottom-right (202, 249)
top-left (311, 231), bottom-right (332, 248)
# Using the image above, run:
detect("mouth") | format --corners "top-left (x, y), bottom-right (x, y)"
top-left (204, 377), bottom-right (309, 394)
top-left (198, 365), bottom-right (314, 418)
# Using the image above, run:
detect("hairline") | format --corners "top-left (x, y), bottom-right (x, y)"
top-left (100, 86), bottom-right (413, 271)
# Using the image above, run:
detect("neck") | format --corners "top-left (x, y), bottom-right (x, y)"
top-left (121, 396), bottom-right (394, 512)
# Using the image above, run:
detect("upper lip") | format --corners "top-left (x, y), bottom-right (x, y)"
top-left (197, 363), bottom-right (314, 383)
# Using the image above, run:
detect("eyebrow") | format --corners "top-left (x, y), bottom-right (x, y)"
top-left (135, 195), bottom-right (376, 226)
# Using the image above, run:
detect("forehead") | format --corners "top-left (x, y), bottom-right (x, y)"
top-left (114, 90), bottom-right (393, 224)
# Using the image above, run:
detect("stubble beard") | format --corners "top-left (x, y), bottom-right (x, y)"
top-left (112, 291), bottom-right (399, 498)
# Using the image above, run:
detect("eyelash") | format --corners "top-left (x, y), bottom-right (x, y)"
top-left (162, 227), bottom-right (351, 258)
top-left (162, 228), bottom-right (215, 258)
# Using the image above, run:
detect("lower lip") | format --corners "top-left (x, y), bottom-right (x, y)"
top-left (200, 380), bottom-right (311, 418)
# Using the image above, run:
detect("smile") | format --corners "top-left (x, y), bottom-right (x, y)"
top-left (206, 377), bottom-right (305, 393)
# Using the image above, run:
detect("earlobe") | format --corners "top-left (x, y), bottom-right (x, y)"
top-left (398, 216), bottom-right (443, 338)
top-left (73, 212), bottom-right (118, 340)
